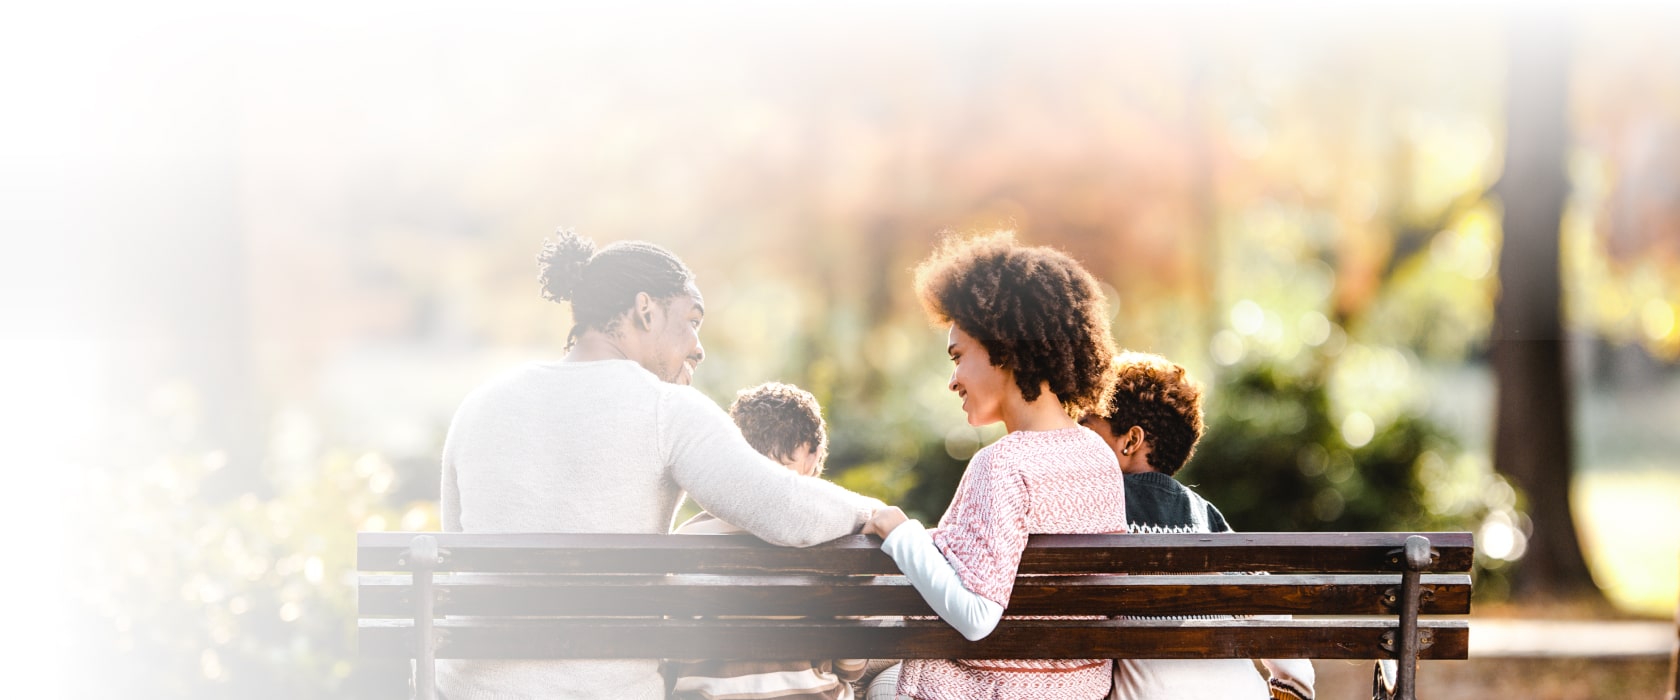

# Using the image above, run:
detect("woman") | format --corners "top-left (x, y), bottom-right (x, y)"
top-left (865, 232), bottom-right (1127, 700)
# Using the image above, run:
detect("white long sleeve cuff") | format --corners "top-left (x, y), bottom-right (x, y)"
top-left (1261, 658), bottom-right (1316, 700)
top-left (880, 519), bottom-right (1004, 641)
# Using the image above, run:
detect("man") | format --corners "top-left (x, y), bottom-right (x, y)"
top-left (439, 230), bottom-right (883, 699)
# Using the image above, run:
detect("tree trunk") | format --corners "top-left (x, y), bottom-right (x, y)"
top-left (1492, 14), bottom-right (1603, 603)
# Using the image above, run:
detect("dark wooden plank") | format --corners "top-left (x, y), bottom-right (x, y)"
top-left (359, 573), bottom-right (1471, 617)
top-left (358, 533), bottom-right (895, 574)
top-left (358, 532), bottom-right (1475, 575)
top-left (1018, 532), bottom-right (1475, 574)
top-left (359, 617), bottom-right (1469, 661)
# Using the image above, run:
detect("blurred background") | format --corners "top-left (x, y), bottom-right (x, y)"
top-left (4, 1), bottom-right (1678, 698)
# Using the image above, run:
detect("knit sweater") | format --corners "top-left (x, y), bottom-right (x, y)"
top-left (437, 360), bottom-right (880, 700)
top-left (897, 427), bottom-right (1128, 700)
top-left (1121, 472), bottom-right (1231, 535)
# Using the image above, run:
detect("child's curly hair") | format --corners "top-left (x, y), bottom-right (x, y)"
top-left (1096, 352), bottom-right (1205, 476)
top-left (728, 382), bottom-right (828, 474)
top-left (913, 231), bottom-right (1118, 417)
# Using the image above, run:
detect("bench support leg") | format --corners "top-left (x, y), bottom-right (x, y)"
top-left (408, 535), bottom-right (441, 700)
top-left (1667, 568), bottom-right (1678, 700)
top-left (1395, 535), bottom-right (1432, 700)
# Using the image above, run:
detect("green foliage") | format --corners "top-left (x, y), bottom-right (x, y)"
top-left (1182, 354), bottom-right (1531, 605)
top-left (1186, 358), bottom-right (1442, 532)
top-left (71, 412), bottom-right (413, 698)
top-left (825, 393), bottom-right (973, 524)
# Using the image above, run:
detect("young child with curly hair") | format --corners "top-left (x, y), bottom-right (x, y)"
top-left (1078, 352), bottom-right (1227, 534)
top-left (1080, 352), bottom-right (1316, 700)
top-left (669, 382), bottom-right (868, 699)
top-left (864, 232), bottom-right (1127, 700)
top-left (675, 381), bottom-right (833, 531)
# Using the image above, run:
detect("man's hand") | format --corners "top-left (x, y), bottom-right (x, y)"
top-left (863, 506), bottom-right (909, 539)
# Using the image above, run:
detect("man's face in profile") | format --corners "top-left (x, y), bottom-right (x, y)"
top-left (651, 283), bottom-right (705, 385)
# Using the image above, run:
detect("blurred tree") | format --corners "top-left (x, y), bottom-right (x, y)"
top-left (1491, 16), bottom-right (1604, 603)
top-left (97, 56), bottom-right (264, 499)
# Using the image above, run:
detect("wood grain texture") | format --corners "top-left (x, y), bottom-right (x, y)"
top-left (356, 530), bottom-right (1476, 667)
top-left (358, 532), bottom-right (1475, 574)
top-left (358, 573), bottom-right (1472, 617)
top-left (358, 617), bottom-right (1470, 661)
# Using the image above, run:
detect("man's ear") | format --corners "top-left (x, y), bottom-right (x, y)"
top-left (633, 292), bottom-right (655, 329)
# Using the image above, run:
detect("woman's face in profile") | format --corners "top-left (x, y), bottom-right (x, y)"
top-left (946, 325), bottom-right (1010, 427)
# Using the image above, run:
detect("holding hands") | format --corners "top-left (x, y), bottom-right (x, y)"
top-left (863, 506), bottom-right (909, 538)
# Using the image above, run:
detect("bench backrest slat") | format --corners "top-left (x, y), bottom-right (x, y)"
top-left (357, 531), bottom-right (1475, 574)
top-left (358, 617), bottom-right (1470, 661)
top-left (358, 573), bottom-right (1471, 617)
top-left (356, 528), bottom-right (1475, 691)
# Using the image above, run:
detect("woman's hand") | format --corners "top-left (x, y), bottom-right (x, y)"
top-left (863, 506), bottom-right (909, 539)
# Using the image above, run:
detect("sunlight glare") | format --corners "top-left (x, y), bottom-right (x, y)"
top-left (1641, 299), bottom-right (1675, 341)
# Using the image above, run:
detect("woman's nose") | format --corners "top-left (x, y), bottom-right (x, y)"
top-left (947, 371), bottom-right (959, 392)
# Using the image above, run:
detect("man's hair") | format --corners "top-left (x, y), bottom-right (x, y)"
top-left (537, 228), bottom-right (695, 349)
top-left (728, 382), bottom-right (828, 473)
top-left (913, 231), bottom-right (1118, 417)
top-left (1094, 352), bottom-right (1205, 476)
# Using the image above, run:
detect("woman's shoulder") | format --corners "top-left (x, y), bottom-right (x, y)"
top-left (989, 427), bottom-right (1113, 465)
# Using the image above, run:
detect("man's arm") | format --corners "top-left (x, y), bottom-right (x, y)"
top-left (661, 386), bottom-right (880, 546)
top-left (439, 410), bottom-right (465, 532)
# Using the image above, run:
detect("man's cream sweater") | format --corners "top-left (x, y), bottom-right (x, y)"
top-left (438, 359), bottom-right (878, 699)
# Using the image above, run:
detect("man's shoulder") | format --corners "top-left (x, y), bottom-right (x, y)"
top-left (452, 362), bottom-right (543, 413)
top-left (475, 359), bottom-right (661, 396)
top-left (653, 381), bottom-right (730, 423)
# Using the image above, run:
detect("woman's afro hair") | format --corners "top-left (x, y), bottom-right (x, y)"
top-left (913, 231), bottom-right (1118, 417)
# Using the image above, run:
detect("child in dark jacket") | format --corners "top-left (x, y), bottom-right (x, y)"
top-left (1080, 352), bottom-right (1315, 700)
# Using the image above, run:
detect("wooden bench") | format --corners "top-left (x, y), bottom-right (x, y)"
top-left (1668, 582), bottom-right (1678, 700)
top-left (358, 531), bottom-right (1473, 700)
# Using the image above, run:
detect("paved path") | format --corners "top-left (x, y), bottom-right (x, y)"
top-left (1470, 618), bottom-right (1675, 658)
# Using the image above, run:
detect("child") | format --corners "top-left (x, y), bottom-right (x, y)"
top-left (668, 382), bottom-right (868, 699)
top-left (1079, 351), bottom-right (1316, 700)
